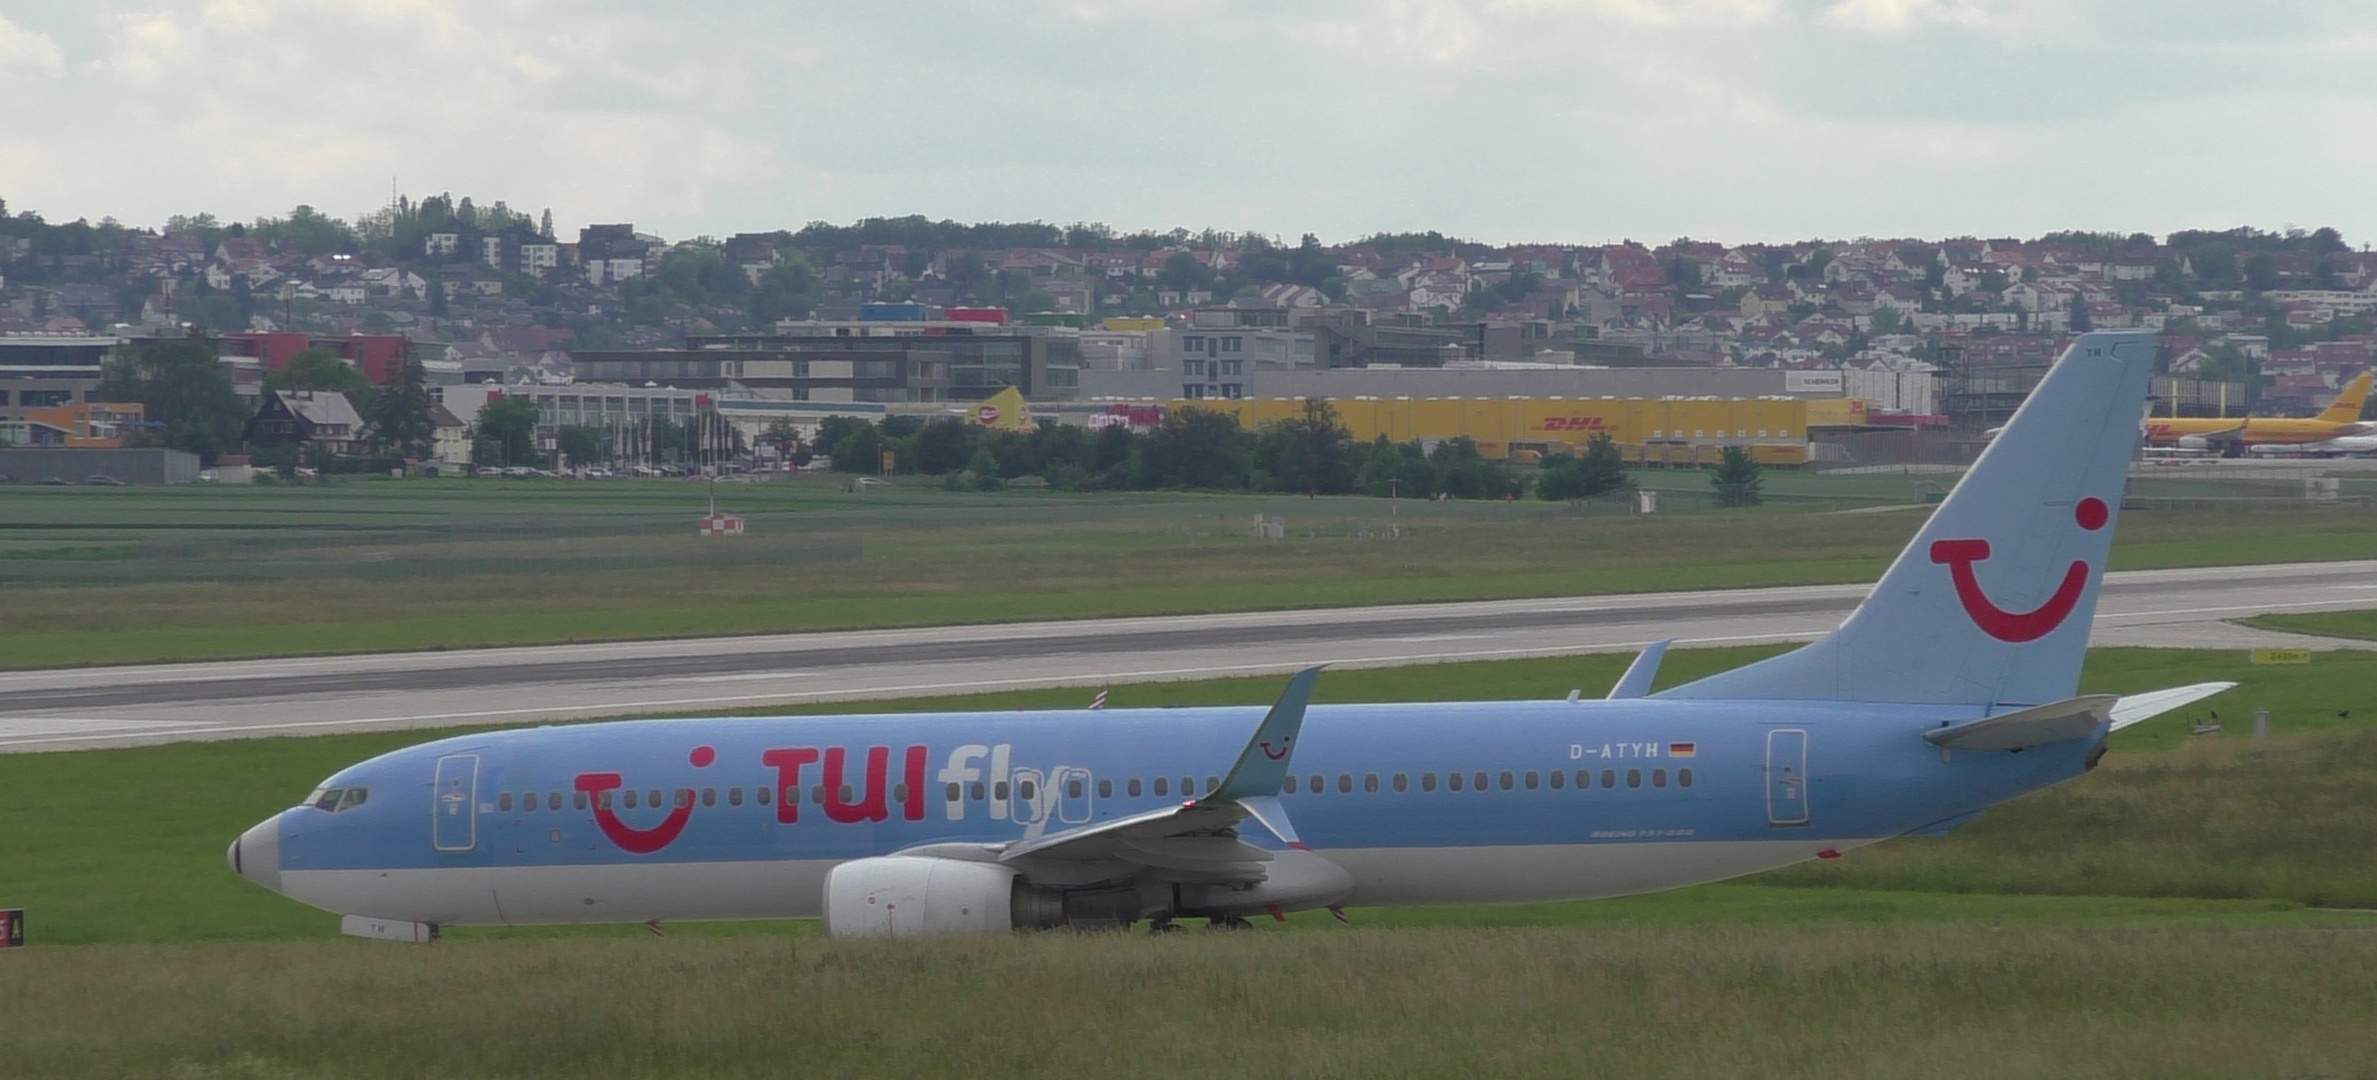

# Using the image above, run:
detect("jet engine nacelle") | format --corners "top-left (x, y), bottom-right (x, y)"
top-left (823, 856), bottom-right (1030, 938)
top-left (2177, 435), bottom-right (2212, 451)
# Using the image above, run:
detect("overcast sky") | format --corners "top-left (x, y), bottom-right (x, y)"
top-left (2, 1), bottom-right (2372, 247)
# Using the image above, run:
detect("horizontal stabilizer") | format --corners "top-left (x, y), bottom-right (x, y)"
top-left (1925, 695), bottom-right (2117, 751)
top-left (2109, 682), bottom-right (2238, 732)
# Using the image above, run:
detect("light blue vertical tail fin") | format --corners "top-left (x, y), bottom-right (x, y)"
top-left (1658, 331), bottom-right (2156, 707)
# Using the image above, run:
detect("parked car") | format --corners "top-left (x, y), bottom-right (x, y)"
top-left (38, 476), bottom-right (71, 486)
top-left (82, 475), bottom-right (126, 486)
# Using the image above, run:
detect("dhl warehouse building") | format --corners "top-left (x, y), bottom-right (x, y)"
top-left (1164, 394), bottom-right (1870, 467)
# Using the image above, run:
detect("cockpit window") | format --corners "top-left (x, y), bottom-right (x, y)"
top-left (305, 786), bottom-right (370, 812)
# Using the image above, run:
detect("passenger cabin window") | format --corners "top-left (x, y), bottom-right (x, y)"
top-left (1421, 773), bottom-right (1437, 792)
top-left (730, 788), bottom-right (745, 806)
top-left (757, 787), bottom-right (772, 806)
top-left (1308, 774), bottom-right (1322, 794)
top-left (1181, 777), bottom-right (1195, 797)
top-left (1128, 778), bottom-right (1143, 797)
top-left (1627, 769), bottom-right (1642, 788)
top-left (1208, 776), bottom-right (1220, 794)
top-left (1364, 774), bottom-right (1379, 793)
top-left (1473, 772), bottom-right (1488, 792)
top-left (1679, 769), bottom-right (1694, 788)
top-left (1393, 774), bottom-right (1408, 793)
top-left (675, 789), bottom-right (692, 809)
top-left (598, 791), bottom-right (614, 809)
top-left (1153, 778), bottom-right (1168, 796)
top-left (544, 791), bottom-right (558, 811)
top-left (1067, 779), bottom-right (1084, 799)
top-left (1097, 779), bottom-right (1112, 798)
top-left (996, 781), bottom-right (1012, 801)
top-left (970, 782), bottom-right (985, 801)
top-left (892, 784), bottom-right (909, 804)
top-left (840, 785), bottom-right (856, 804)
top-left (1525, 771), bottom-right (1539, 790)
top-left (1652, 769), bottom-right (1667, 788)
top-left (1284, 776), bottom-right (1299, 794)
top-left (623, 790), bottom-right (638, 809)
top-left (946, 783), bottom-right (962, 803)
top-left (576, 791), bottom-right (591, 810)
top-left (1499, 772), bottom-right (1515, 791)
top-left (1448, 772), bottom-right (1464, 791)
top-left (1549, 771), bottom-right (1565, 790)
top-left (702, 788), bottom-right (717, 807)
top-left (1601, 770), bottom-right (1616, 789)
top-left (648, 789), bottom-right (663, 808)
top-left (1338, 774), bottom-right (1353, 794)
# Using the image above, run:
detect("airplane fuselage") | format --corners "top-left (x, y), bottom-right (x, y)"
top-left (251, 698), bottom-right (2094, 927)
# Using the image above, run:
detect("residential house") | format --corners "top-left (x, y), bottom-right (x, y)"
top-left (249, 390), bottom-right (368, 454)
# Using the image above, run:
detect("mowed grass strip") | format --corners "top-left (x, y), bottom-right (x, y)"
top-left (2248, 607), bottom-right (2377, 642)
top-left (7, 647), bottom-right (2377, 947)
top-left (3, 479), bottom-right (2375, 669)
top-left (6, 927), bottom-right (2377, 1080)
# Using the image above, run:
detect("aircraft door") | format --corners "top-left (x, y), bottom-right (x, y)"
top-left (433, 754), bottom-right (480, 852)
top-left (1010, 768), bottom-right (1045, 825)
top-left (1054, 767), bottom-right (1092, 824)
top-left (1765, 729), bottom-right (1808, 826)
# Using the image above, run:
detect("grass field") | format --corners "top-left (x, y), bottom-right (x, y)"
top-left (8, 645), bottom-right (2377, 1076)
top-left (3, 477), bottom-right (2376, 669)
top-left (9, 924), bottom-right (2377, 1079)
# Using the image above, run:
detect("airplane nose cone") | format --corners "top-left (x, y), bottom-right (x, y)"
top-left (230, 813), bottom-right (283, 893)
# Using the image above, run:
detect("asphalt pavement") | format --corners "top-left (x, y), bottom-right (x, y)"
top-left (2, 559), bottom-right (2371, 752)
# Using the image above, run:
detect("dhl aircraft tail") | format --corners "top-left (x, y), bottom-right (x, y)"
top-left (2316, 370), bottom-right (2374, 426)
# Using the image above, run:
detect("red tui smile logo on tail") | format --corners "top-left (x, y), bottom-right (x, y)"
top-left (1929, 497), bottom-right (2109, 643)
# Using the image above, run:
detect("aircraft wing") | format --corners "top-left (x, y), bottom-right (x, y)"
top-left (2108, 681), bottom-right (2237, 732)
top-left (995, 667), bottom-right (1323, 886)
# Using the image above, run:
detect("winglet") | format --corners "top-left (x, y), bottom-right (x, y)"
top-left (1606, 640), bottom-right (1672, 699)
top-left (1203, 666), bottom-right (1323, 805)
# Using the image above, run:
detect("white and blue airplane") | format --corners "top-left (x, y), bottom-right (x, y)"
top-left (232, 330), bottom-right (2235, 939)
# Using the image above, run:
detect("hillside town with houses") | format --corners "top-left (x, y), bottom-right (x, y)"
top-left (3, 192), bottom-right (2374, 479)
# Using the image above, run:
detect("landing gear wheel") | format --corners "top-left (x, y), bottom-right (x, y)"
top-left (1148, 917), bottom-right (1180, 935)
top-left (1207, 915), bottom-right (1254, 931)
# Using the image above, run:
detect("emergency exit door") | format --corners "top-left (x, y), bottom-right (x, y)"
top-left (433, 754), bottom-right (480, 852)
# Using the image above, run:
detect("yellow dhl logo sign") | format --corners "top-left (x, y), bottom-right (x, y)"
top-left (1533, 416), bottom-right (1608, 432)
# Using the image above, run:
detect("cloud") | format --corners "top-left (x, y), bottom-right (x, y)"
top-left (0, 1), bottom-right (2373, 245)
top-left (0, 15), bottom-right (65, 76)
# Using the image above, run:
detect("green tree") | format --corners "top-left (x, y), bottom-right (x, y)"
top-left (554, 424), bottom-right (607, 467)
top-left (1351, 435), bottom-right (1435, 498)
top-left (471, 396), bottom-right (542, 467)
top-left (2067, 293), bottom-right (2092, 333)
top-left (95, 332), bottom-right (249, 458)
top-left (1135, 408), bottom-right (1251, 489)
top-left (910, 418), bottom-right (980, 475)
top-left (1537, 433), bottom-right (1632, 501)
top-left (1712, 446), bottom-right (1763, 507)
top-left (1428, 437), bottom-right (1522, 499)
top-left (368, 359), bottom-right (437, 459)
top-left (1254, 398), bottom-right (1355, 495)
top-left (267, 347), bottom-right (374, 395)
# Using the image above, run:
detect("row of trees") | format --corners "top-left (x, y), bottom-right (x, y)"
top-left (808, 400), bottom-right (1641, 502)
top-left (92, 332), bottom-right (440, 464)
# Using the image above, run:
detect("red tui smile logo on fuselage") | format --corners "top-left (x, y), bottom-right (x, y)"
top-left (1929, 497), bottom-right (2109, 643)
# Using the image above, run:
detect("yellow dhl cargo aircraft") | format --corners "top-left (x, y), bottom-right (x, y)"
top-left (2143, 369), bottom-right (2372, 449)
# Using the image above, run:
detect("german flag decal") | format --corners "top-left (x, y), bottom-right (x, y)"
top-left (1667, 743), bottom-right (1697, 758)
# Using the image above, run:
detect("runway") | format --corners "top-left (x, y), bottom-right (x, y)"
top-left (2, 559), bottom-right (2372, 752)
